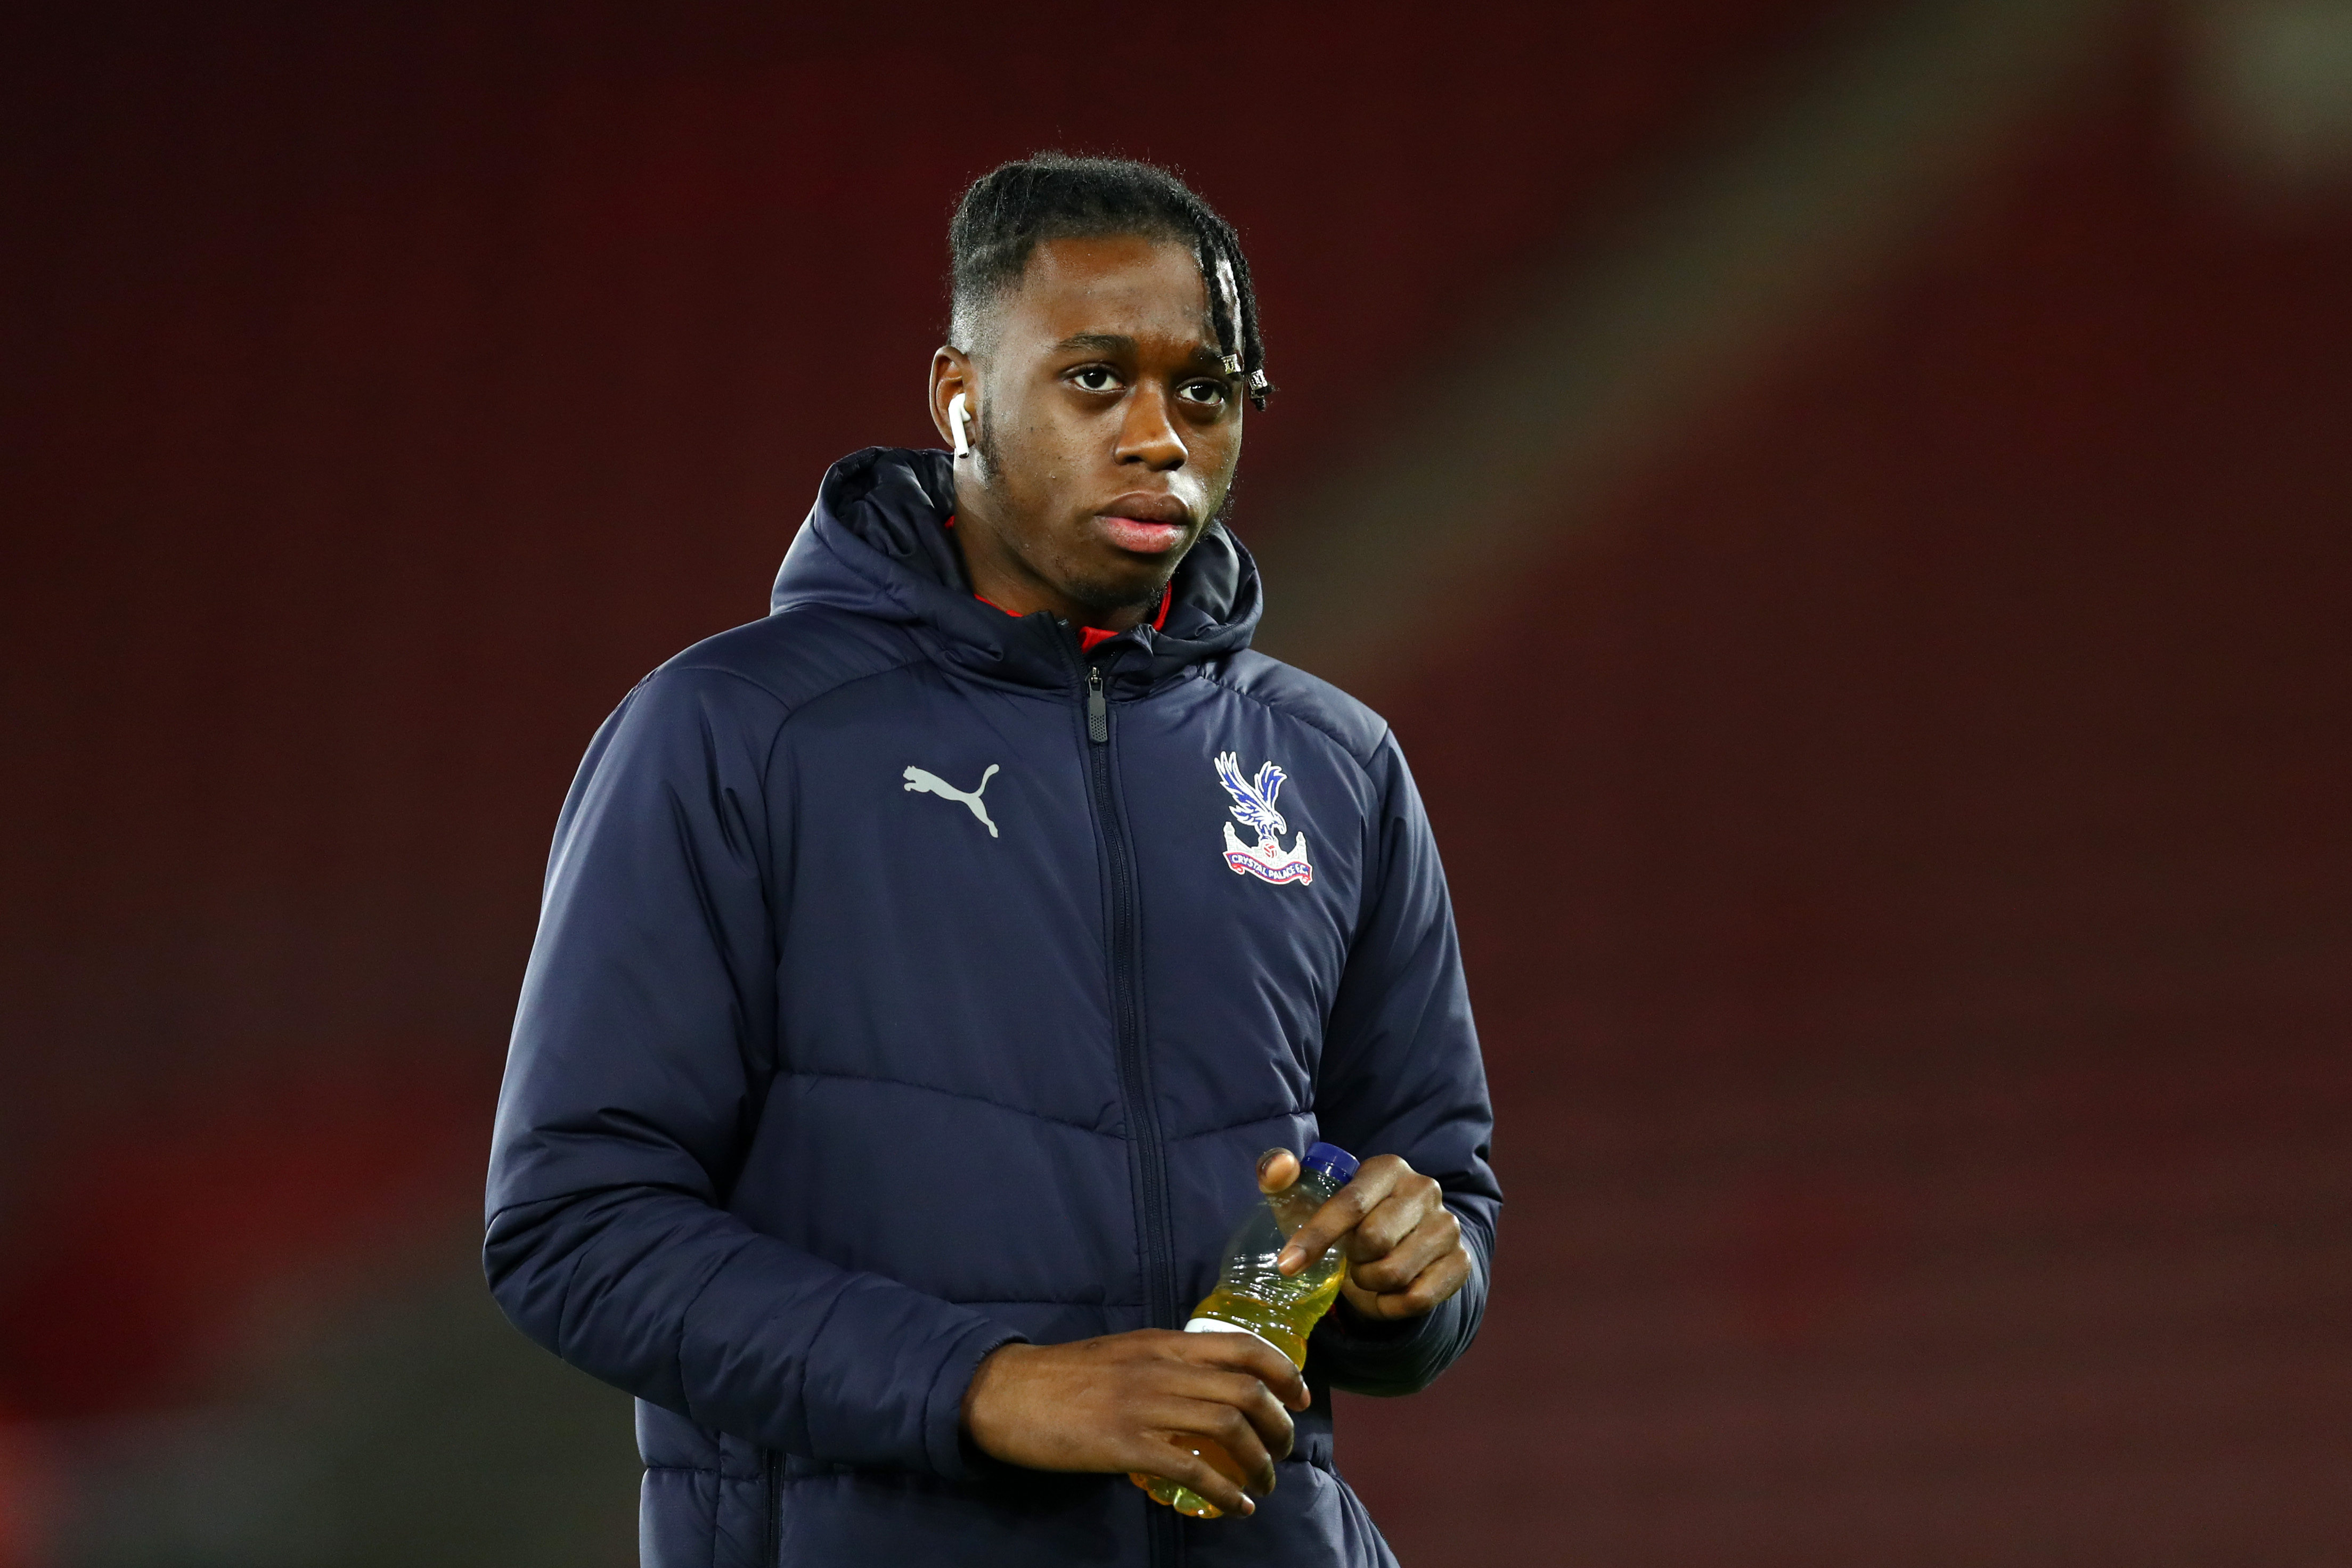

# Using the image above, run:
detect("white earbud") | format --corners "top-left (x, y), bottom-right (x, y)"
top-left (949, 393), bottom-right (972, 459)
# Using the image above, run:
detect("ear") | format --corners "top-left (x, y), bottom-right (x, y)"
top-left (928, 347), bottom-right (975, 451)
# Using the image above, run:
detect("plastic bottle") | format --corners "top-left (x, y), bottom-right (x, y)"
top-left (1133, 1141), bottom-right (1360, 1518)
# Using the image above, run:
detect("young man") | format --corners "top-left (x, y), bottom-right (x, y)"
top-left (486, 155), bottom-right (1499, 1567)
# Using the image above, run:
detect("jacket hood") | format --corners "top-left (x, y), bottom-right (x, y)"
top-left (769, 447), bottom-right (1262, 692)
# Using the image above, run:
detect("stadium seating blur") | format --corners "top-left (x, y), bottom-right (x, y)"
top-left (6, 2), bottom-right (2348, 1562)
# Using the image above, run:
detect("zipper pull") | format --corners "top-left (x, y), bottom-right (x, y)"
top-left (1087, 667), bottom-right (1108, 744)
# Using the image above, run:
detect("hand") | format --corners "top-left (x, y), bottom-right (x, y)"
top-left (1271, 1152), bottom-right (1470, 1322)
top-left (960, 1330), bottom-right (1310, 1517)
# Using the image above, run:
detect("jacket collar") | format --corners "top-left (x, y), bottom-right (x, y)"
top-left (770, 447), bottom-right (1262, 693)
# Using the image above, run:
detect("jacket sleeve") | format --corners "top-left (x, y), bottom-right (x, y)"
top-left (1306, 730), bottom-right (1501, 1396)
top-left (483, 665), bottom-right (1018, 1477)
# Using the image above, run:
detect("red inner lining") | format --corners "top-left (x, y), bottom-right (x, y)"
top-left (950, 514), bottom-right (1173, 646)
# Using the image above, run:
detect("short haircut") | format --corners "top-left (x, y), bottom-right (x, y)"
top-left (947, 153), bottom-right (1271, 407)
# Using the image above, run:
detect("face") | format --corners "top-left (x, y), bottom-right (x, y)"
top-left (929, 234), bottom-right (1245, 623)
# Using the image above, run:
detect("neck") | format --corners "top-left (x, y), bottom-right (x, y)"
top-left (951, 479), bottom-right (1155, 633)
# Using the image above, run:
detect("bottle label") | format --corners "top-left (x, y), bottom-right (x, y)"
top-left (1185, 1317), bottom-right (1286, 1358)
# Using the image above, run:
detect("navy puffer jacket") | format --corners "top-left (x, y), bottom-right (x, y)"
top-left (485, 447), bottom-right (1499, 1567)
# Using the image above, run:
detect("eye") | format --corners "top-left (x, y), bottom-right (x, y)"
top-left (1070, 365), bottom-right (1123, 394)
top-left (1177, 380), bottom-right (1229, 407)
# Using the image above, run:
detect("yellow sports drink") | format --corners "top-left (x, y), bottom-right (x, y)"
top-left (1133, 1141), bottom-right (1359, 1518)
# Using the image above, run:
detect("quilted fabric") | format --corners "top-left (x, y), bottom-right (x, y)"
top-left (485, 447), bottom-right (1499, 1566)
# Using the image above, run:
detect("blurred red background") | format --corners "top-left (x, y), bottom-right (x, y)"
top-left (4, 3), bottom-right (2348, 1563)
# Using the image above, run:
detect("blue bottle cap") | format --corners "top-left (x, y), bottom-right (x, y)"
top-left (1301, 1142), bottom-right (1359, 1186)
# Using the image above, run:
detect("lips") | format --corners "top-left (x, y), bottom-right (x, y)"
top-left (1095, 515), bottom-right (1189, 553)
top-left (1095, 495), bottom-right (1193, 556)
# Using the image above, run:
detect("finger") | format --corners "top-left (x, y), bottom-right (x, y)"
top-left (1167, 1365), bottom-right (1296, 1463)
top-left (1346, 1221), bottom-right (1453, 1295)
top-left (1341, 1177), bottom-right (1446, 1265)
top-left (1189, 1431), bottom-right (1260, 1501)
top-left (1156, 1440), bottom-right (1255, 1516)
top-left (1141, 1396), bottom-right (1275, 1492)
top-left (1179, 1328), bottom-right (1311, 1411)
top-left (1256, 1147), bottom-right (1301, 1194)
top-left (1197, 1398), bottom-right (1279, 1492)
top-left (1123, 1440), bottom-right (1255, 1517)
top-left (1140, 1400), bottom-right (1275, 1501)
top-left (1350, 1248), bottom-right (1472, 1320)
top-left (1344, 1205), bottom-right (1461, 1294)
top-left (1276, 1158), bottom-right (1406, 1275)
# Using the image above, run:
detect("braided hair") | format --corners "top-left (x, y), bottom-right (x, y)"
top-left (948, 153), bottom-right (1272, 410)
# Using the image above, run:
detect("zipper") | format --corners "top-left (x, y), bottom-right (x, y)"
top-left (1078, 657), bottom-right (1182, 1566)
top-left (1087, 666), bottom-right (1109, 744)
top-left (763, 1448), bottom-right (781, 1564)
top-left (1082, 660), bottom-right (1174, 1322)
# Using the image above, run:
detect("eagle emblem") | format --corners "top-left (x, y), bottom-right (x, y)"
top-left (1215, 751), bottom-right (1313, 886)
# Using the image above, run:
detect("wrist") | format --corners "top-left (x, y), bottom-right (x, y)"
top-left (960, 1340), bottom-right (1028, 1439)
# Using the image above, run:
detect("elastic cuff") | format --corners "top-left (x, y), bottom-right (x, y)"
top-left (922, 1322), bottom-right (1029, 1482)
top-left (1310, 1293), bottom-right (1458, 1396)
top-left (1325, 1295), bottom-right (1443, 1346)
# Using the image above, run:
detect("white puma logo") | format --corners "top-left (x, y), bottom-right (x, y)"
top-left (903, 764), bottom-right (1001, 838)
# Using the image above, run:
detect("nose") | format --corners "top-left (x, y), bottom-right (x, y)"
top-left (1114, 385), bottom-right (1187, 471)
